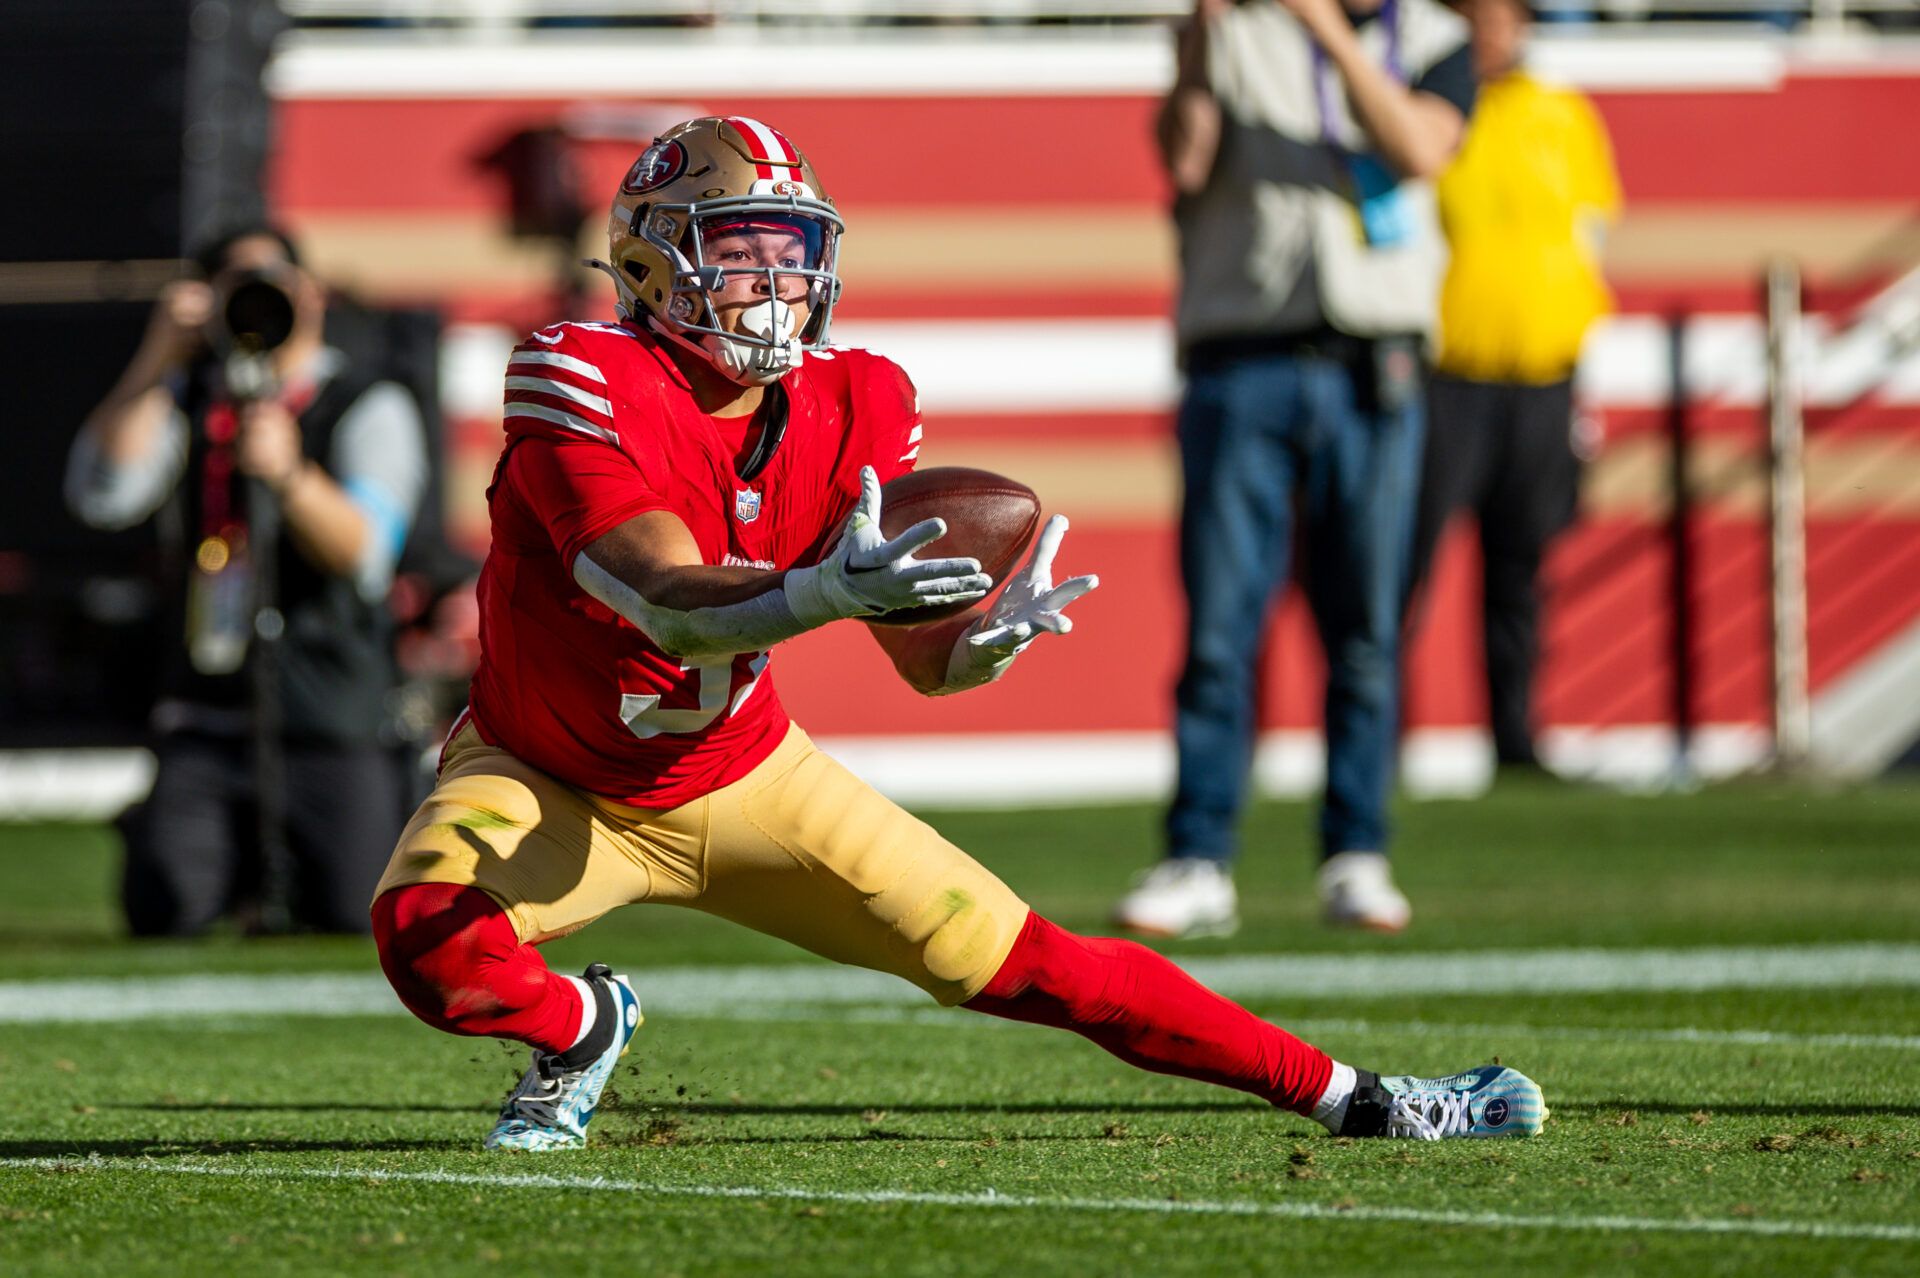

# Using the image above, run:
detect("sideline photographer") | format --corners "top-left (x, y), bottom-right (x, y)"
top-left (1113, 0), bottom-right (1475, 939)
top-left (66, 226), bottom-right (427, 937)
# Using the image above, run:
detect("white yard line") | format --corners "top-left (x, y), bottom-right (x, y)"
top-left (0, 1157), bottom-right (1913, 1244)
top-left (676, 1005), bottom-right (1920, 1053)
top-left (5, 943), bottom-right (1920, 1025)
top-left (1284, 1018), bottom-right (1920, 1053)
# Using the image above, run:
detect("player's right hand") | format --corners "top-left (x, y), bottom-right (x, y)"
top-left (965, 514), bottom-right (1099, 657)
top-left (145, 280), bottom-right (215, 366)
top-left (785, 465), bottom-right (992, 627)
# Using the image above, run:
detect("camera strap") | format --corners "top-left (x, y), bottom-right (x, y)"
top-left (199, 402), bottom-right (242, 548)
top-left (196, 380), bottom-right (321, 550)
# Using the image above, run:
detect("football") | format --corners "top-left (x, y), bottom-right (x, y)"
top-left (871, 466), bottom-right (1042, 626)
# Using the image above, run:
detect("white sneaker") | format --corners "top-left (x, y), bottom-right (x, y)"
top-left (1318, 851), bottom-right (1411, 932)
top-left (1336, 1065), bottom-right (1548, 1139)
top-left (1113, 859), bottom-right (1239, 938)
top-left (485, 964), bottom-right (642, 1151)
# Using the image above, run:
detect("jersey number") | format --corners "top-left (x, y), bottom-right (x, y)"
top-left (618, 652), bottom-right (769, 740)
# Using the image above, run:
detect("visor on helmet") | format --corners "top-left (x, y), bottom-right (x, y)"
top-left (695, 213), bottom-right (829, 273)
top-left (654, 205), bottom-right (839, 349)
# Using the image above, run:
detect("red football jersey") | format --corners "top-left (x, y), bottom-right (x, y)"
top-left (466, 320), bottom-right (922, 807)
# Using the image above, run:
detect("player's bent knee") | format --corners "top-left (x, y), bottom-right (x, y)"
top-left (371, 883), bottom-right (519, 1034)
top-left (899, 882), bottom-right (1030, 1005)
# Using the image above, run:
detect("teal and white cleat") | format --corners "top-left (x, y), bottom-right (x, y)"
top-left (485, 964), bottom-right (642, 1151)
top-left (1341, 1065), bottom-right (1547, 1140)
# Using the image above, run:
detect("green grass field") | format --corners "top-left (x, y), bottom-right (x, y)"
top-left (3, 778), bottom-right (1919, 1275)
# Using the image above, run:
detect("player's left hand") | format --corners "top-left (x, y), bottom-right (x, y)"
top-left (235, 400), bottom-right (306, 494)
top-left (945, 514), bottom-right (1098, 690)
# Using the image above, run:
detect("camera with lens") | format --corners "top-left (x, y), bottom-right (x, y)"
top-left (211, 268), bottom-right (298, 400)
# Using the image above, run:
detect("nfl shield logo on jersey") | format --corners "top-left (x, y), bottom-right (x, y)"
top-left (734, 488), bottom-right (763, 523)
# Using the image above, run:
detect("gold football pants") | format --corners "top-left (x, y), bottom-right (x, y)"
top-left (373, 721), bottom-right (1030, 1006)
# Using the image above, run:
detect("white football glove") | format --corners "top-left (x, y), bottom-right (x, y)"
top-left (942, 513), bottom-right (1099, 693)
top-left (786, 465), bottom-right (993, 628)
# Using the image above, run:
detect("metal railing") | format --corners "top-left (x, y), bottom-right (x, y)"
top-left (1764, 259), bottom-right (1920, 776)
top-left (1764, 258), bottom-right (1812, 771)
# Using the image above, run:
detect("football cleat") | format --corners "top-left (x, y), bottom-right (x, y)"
top-left (485, 964), bottom-right (642, 1152)
top-left (1317, 850), bottom-right (1411, 932)
top-left (1112, 858), bottom-right (1239, 939)
top-left (1339, 1065), bottom-right (1547, 1140)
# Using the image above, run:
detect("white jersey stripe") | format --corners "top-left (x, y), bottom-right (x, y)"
top-left (907, 424), bottom-right (923, 444)
top-left (507, 349), bottom-right (607, 384)
top-left (732, 115), bottom-right (796, 165)
top-left (504, 402), bottom-right (621, 446)
top-left (900, 446), bottom-right (921, 462)
top-left (505, 376), bottom-right (614, 418)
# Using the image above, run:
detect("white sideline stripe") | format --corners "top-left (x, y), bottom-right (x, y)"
top-left (1, 1158), bottom-right (1914, 1244)
top-left (1188, 944), bottom-right (1920, 997)
top-left (1286, 1018), bottom-right (1920, 1054)
top-left (655, 1006), bottom-right (1920, 1054)
top-left (0, 725), bottom-right (1790, 819)
top-left (4, 943), bottom-right (1920, 1025)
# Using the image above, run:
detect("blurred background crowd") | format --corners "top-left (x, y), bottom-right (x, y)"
top-left (1, 0), bottom-right (1916, 936)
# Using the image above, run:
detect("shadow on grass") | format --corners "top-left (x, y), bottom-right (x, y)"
top-left (656, 1099), bottom-right (1260, 1118)
top-left (1556, 1100), bottom-right (1920, 1118)
top-left (599, 1130), bottom-right (1112, 1147)
top-left (104, 1102), bottom-right (493, 1115)
top-left (0, 930), bottom-right (122, 947)
top-left (109, 1098), bottom-right (1260, 1118)
top-left (0, 1138), bottom-right (467, 1160)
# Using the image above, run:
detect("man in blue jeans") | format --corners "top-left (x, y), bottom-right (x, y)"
top-left (1113, 0), bottom-right (1475, 938)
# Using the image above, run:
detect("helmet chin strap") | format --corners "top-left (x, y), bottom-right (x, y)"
top-left (701, 298), bottom-right (802, 386)
top-left (652, 297), bottom-right (801, 388)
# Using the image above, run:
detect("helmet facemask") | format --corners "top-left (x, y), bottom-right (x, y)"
top-left (658, 204), bottom-right (840, 386)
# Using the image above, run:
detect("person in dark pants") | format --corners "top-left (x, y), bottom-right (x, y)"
top-left (121, 735), bottom-right (406, 936)
top-left (1407, 0), bottom-right (1620, 771)
top-left (1409, 376), bottom-right (1583, 769)
top-left (67, 226), bottom-right (428, 935)
top-left (1112, 0), bottom-right (1476, 939)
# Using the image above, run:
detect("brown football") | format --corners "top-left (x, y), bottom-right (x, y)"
top-left (870, 466), bottom-right (1041, 626)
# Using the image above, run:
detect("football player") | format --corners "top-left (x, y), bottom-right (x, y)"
top-left (369, 116), bottom-right (1545, 1150)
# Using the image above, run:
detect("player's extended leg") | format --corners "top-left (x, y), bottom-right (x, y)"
top-left (966, 912), bottom-right (1543, 1138)
top-left (966, 911), bottom-right (1333, 1112)
top-left (698, 726), bottom-right (1546, 1139)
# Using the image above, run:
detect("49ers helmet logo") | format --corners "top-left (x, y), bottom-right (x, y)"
top-left (622, 140), bottom-right (688, 194)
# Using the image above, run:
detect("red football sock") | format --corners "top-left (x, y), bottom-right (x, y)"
top-left (966, 912), bottom-right (1334, 1114)
top-left (371, 883), bottom-right (584, 1054)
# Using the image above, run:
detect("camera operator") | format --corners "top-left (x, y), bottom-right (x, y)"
top-left (66, 225), bottom-right (428, 937)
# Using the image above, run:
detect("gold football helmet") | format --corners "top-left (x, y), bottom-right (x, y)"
top-left (592, 116), bottom-right (844, 386)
